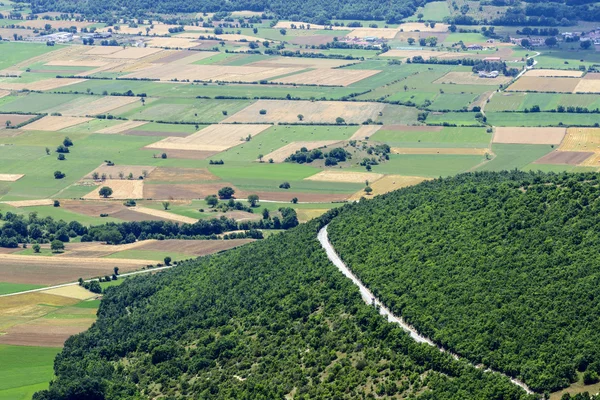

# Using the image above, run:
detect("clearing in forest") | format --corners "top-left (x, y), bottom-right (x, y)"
top-left (21, 116), bottom-right (92, 131)
top-left (493, 127), bottom-right (566, 145)
top-left (305, 170), bottom-right (384, 183)
top-left (347, 175), bottom-right (431, 200)
top-left (224, 100), bottom-right (385, 124)
top-left (83, 180), bottom-right (144, 200)
top-left (262, 141), bottom-right (341, 163)
top-left (146, 124), bottom-right (271, 152)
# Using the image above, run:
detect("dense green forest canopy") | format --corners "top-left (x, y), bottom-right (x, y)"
top-left (327, 170), bottom-right (600, 393)
top-left (29, 0), bottom-right (427, 23)
top-left (34, 217), bottom-right (533, 399)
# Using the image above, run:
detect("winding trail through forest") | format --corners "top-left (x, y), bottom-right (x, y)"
top-left (317, 224), bottom-right (534, 395)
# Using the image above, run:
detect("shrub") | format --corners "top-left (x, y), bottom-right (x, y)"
top-left (54, 171), bottom-right (65, 179)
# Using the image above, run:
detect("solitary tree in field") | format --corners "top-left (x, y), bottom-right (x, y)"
top-left (258, 154), bottom-right (264, 162)
top-left (162, 201), bottom-right (170, 210)
top-left (164, 256), bottom-right (172, 266)
top-left (45, 147), bottom-right (50, 155)
top-left (114, 266), bottom-right (119, 275)
top-left (297, 114), bottom-right (304, 121)
top-left (248, 194), bottom-right (259, 207)
top-left (218, 186), bottom-right (235, 199)
top-left (404, 85), bottom-right (408, 91)
top-left (54, 170), bottom-right (65, 179)
top-left (407, 37), bottom-right (415, 45)
top-left (63, 136), bottom-right (73, 147)
top-left (5, 120), bottom-right (10, 128)
top-left (51, 239), bottom-right (65, 253)
top-left (336, 117), bottom-right (345, 125)
top-left (364, 186), bottom-right (373, 195)
top-left (99, 186), bottom-right (113, 198)
top-left (205, 195), bottom-right (219, 208)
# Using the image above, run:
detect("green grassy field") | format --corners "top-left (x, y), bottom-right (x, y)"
top-left (487, 92), bottom-right (600, 112)
top-left (0, 42), bottom-right (59, 70)
top-left (426, 111), bottom-right (483, 126)
top-left (486, 112), bottom-right (600, 127)
top-left (359, 153), bottom-right (483, 177)
top-left (371, 126), bottom-right (491, 147)
top-left (476, 144), bottom-right (554, 171)
top-left (106, 249), bottom-right (195, 261)
top-left (0, 282), bottom-right (45, 295)
top-left (0, 93), bottom-right (85, 113)
top-left (405, 1), bottom-right (451, 21)
top-left (0, 345), bottom-right (60, 400)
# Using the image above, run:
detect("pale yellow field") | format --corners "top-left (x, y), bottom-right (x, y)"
top-left (0, 89), bottom-right (9, 98)
top-left (146, 124), bottom-right (271, 152)
top-left (146, 37), bottom-right (200, 48)
top-left (216, 34), bottom-right (265, 42)
top-left (350, 125), bottom-right (382, 140)
top-left (434, 71), bottom-right (512, 85)
top-left (574, 79), bottom-right (600, 93)
top-left (295, 208), bottom-right (330, 222)
top-left (381, 49), bottom-right (459, 59)
top-left (46, 60), bottom-right (109, 67)
top-left (130, 206), bottom-right (199, 223)
top-left (224, 100), bottom-right (385, 124)
top-left (83, 180), bottom-right (145, 200)
top-left (348, 175), bottom-right (431, 201)
top-left (84, 47), bottom-right (121, 55)
top-left (64, 240), bottom-right (156, 253)
top-left (398, 22), bottom-right (449, 32)
top-left (507, 76), bottom-right (581, 93)
top-left (305, 170), bottom-right (384, 183)
top-left (62, 96), bottom-right (140, 117)
top-left (248, 57), bottom-right (355, 69)
top-left (0, 78), bottom-right (87, 91)
top-left (560, 128), bottom-right (600, 154)
top-left (272, 68), bottom-right (381, 86)
top-left (346, 28), bottom-right (400, 39)
top-left (103, 47), bottom-right (164, 59)
top-left (391, 147), bottom-right (489, 155)
top-left (1, 199), bottom-right (54, 207)
top-left (0, 174), bottom-right (24, 181)
top-left (22, 116), bottom-right (92, 131)
top-left (96, 120), bottom-right (147, 134)
top-left (42, 286), bottom-right (96, 300)
top-left (164, 51), bottom-right (220, 65)
top-left (493, 127), bottom-right (566, 145)
top-left (121, 64), bottom-right (303, 83)
top-left (525, 69), bottom-right (584, 78)
top-left (262, 141), bottom-right (341, 162)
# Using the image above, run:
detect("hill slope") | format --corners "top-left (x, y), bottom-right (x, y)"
top-left (328, 170), bottom-right (600, 392)
top-left (33, 217), bottom-right (531, 399)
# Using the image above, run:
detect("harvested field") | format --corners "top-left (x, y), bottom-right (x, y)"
top-left (262, 141), bottom-right (341, 163)
top-left (42, 286), bottom-right (96, 300)
top-left (135, 238), bottom-right (254, 255)
top-left (559, 128), bottom-right (600, 166)
top-left (0, 113), bottom-right (34, 128)
top-left (103, 47), bottom-right (163, 59)
top-left (0, 89), bottom-right (9, 98)
top-left (121, 64), bottom-right (304, 83)
top-left (533, 151), bottom-right (593, 165)
top-left (85, 47), bottom-right (121, 55)
top-left (21, 116), bottom-right (92, 131)
top-left (305, 170), bottom-right (383, 183)
top-left (129, 207), bottom-right (198, 224)
top-left (83, 180), bottom-right (144, 200)
top-left (62, 96), bottom-right (140, 117)
top-left (146, 37), bottom-right (200, 49)
top-left (434, 71), bottom-right (512, 85)
top-left (382, 49), bottom-right (475, 59)
top-left (143, 183), bottom-right (232, 200)
top-left (46, 60), bottom-right (108, 67)
top-left (125, 130), bottom-right (188, 137)
top-left (0, 174), bottom-right (24, 181)
top-left (348, 175), bottom-right (431, 201)
top-left (146, 167), bottom-right (219, 182)
top-left (493, 127), bottom-right (566, 145)
top-left (248, 57), bottom-right (354, 69)
top-left (84, 164), bottom-right (156, 180)
top-left (2, 199), bottom-right (54, 207)
top-left (525, 69), bottom-right (584, 78)
top-left (346, 28), bottom-right (400, 39)
top-left (295, 208), bottom-right (330, 222)
top-left (0, 77), bottom-right (86, 91)
top-left (350, 125), bottom-right (382, 140)
top-left (574, 79), bottom-right (600, 93)
top-left (96, 120), bottom-right (147, 134)
top-left (392, 147), bottom-right (488, 155)
top-left (145, 124), bottom-right (271, 152)
top-left (398, 22), bottom-right (449, 32)
top-left (147, 149), bottom-right (218, 159)
top-left (151, 50), bottom-right (217, 64)
top-left (0, 254), bottom-right (154, 285)
top-left (507, 76), bottom-right (581, 93)
top-left (224, 100), bottom-right (385, 124)
top-left (0, 320), bottom-right (94, 347)
top-left (272, 68), bottom-right (380, 86)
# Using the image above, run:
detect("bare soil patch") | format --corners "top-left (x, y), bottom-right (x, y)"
top-left (583, 72), bottom-right (600, 80)
top-left (348, 175), bottom-right (431, 201)
top-left (533, 151), bottom-right (593, 165)
top-left (262, 141), bottom-right (341, 163)
top-left (272, 68), bottom-right (380, 86)
top-left (146, 167), bottom-right (219, 182)
top-left (391, 147), bottom-right (488, 155)
top-left (304, 170), bottom-right (383, 183)
top-left (507, 76), bottom-right (581, 93)
top-left (0, 174), bottom-right (24, 181)
top-left (0, 254), bottom-right (153, 285)
top-left (525, 69), bottom-right (583, 78)
top-left (143, 183), bottom-right (232, 200)
top-left (0, 321), bottom-right (93, 347)
top-left (0, 114), bottom-right (35, 128)
top-left (434, 71), bottom-right (512, 85)
top-left (146, 124), bottom-right (271, 152)
top-left (21, 116), bottom-right (92, 131)
top-left (83, 180), bottom-right (144, 200)
top-left (96, 120), bottom-right (147, 134)
top-left (493, 127), bottom-right (566, 145)
top-left (290, 35), bottom-right (335, 46)
top-left (84, 164), bottom-right (156, 180)
top-left (350, 125), bottom-right (382, 140)
top-left (574, 79), bottom-right (600, 93)
top-left (224, 100), bottom-right (385, 124)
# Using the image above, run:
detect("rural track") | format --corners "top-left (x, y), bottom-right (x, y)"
top-left (317, 225), bottom-right (534, 395)
top-left (0, 265), bottom-right (173, 298)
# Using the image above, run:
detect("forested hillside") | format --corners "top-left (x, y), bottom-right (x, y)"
top-left (33, 217), bottom-right (532, 399)
top-left (328, 171), bottom-right (600, 393)
top-left (29, 0), bottom-right (425, 23)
